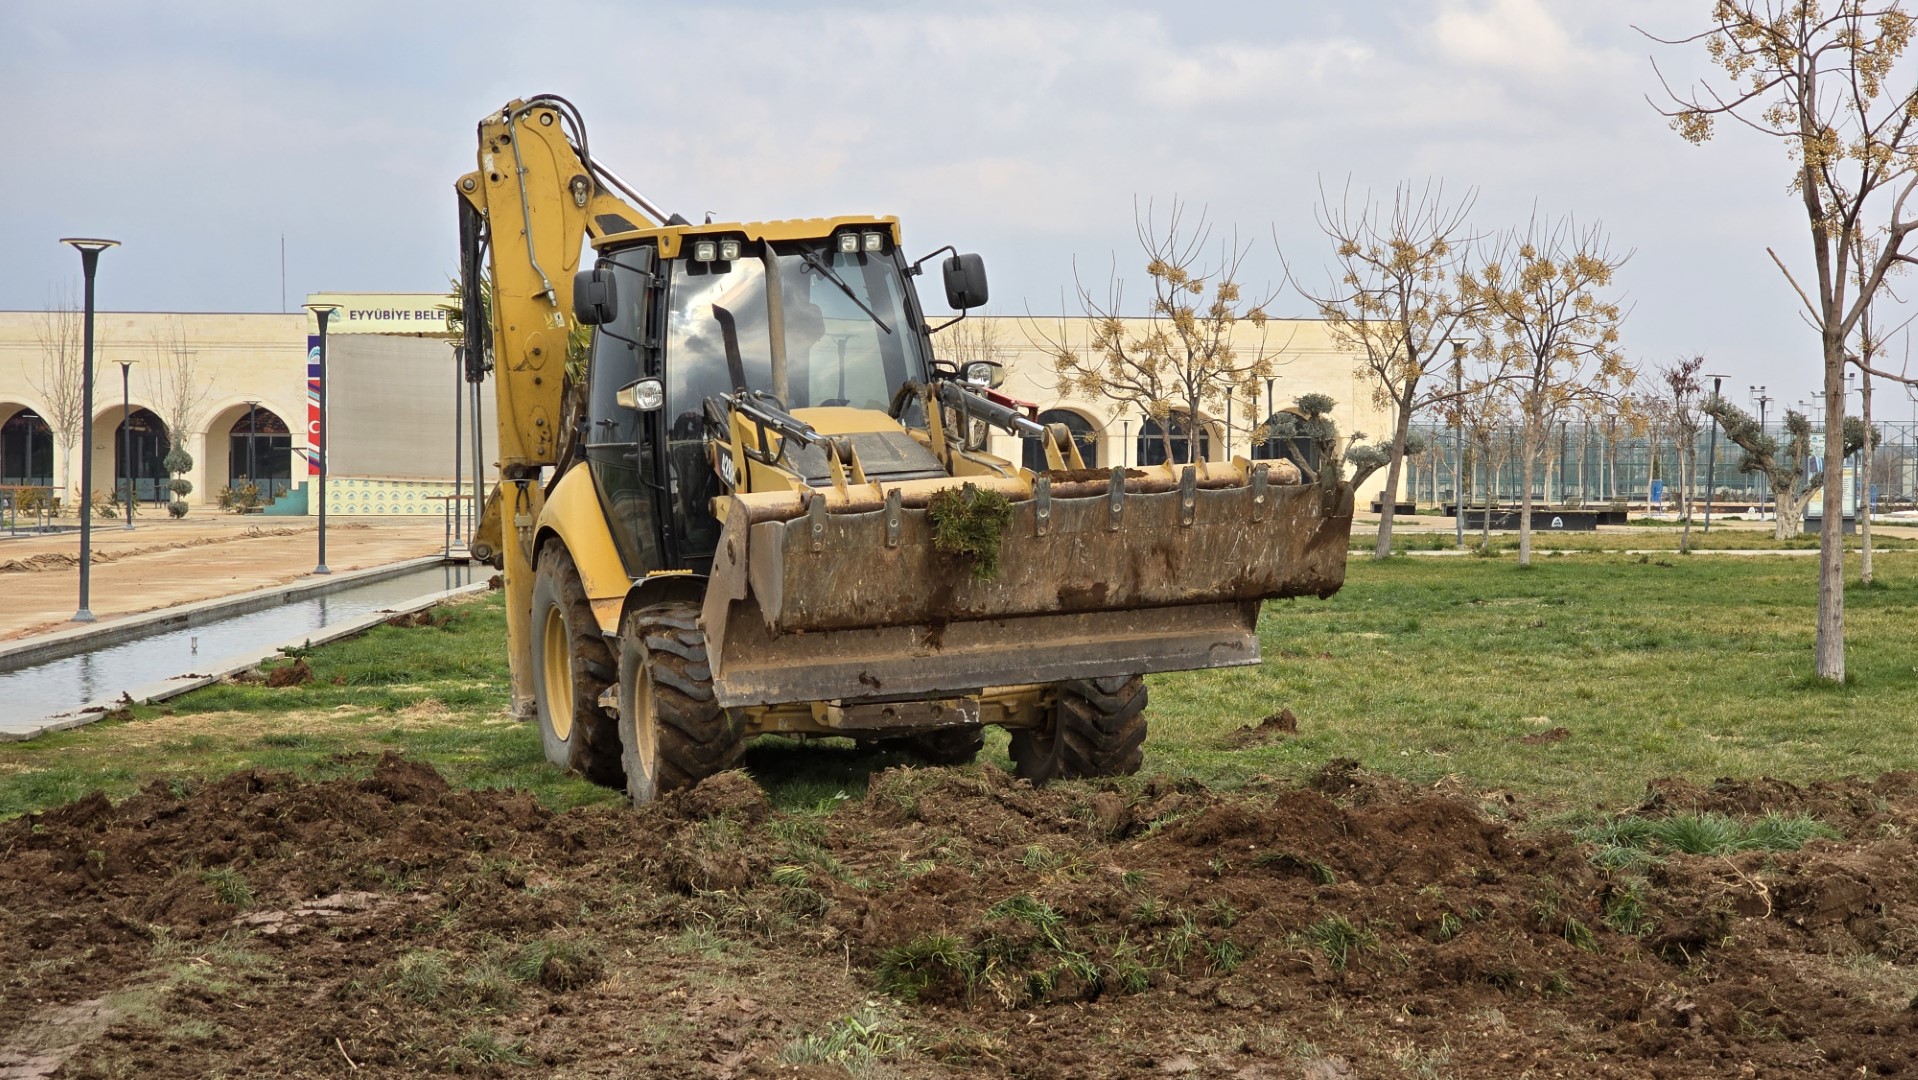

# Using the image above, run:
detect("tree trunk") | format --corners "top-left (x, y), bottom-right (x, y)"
top-left (1518, 429), bottom-right (1537, 567)
top-left (1372, 394), bottom-right (1416, 559)
top-left (1814, 351), bottom-right (1846, 683)
top-left (1779, 483), bottom-right (1812, 540)
top-left (1861, 369), bottom-right (1874, 585)
top-left (1479, 442), bottom-right (1492, 547)
top-left (1773, 473), bottom-right (1799, 540)
top-left (1679, 441), bottom-right (1692, 553)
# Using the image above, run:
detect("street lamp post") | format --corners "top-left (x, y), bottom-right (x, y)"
top-left (1703, 374), bottom-right (1727, 532)
top-left (118, 360), bottom-right (136, 530)
top-left (60, 237), bottom-right (120, 623)
top-left (303, 304), bottom-right (340, 575)
top-left (1119, 419), bottom-right (1129, 469)
top-left (243, 400), bottom-right (259, 492)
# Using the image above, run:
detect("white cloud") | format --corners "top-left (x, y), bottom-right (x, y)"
top-left (1431, 0), bottom-right (1580, 75)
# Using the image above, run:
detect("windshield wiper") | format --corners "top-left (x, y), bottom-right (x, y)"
top-left (798, 250), bottom-right (893, 335)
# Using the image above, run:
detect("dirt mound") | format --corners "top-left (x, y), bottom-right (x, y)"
top-left (5, 757), bottom-right (1918, 1076)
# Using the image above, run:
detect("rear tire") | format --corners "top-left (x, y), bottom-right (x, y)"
top-left (1009, 676), bottom-right (1148, 784)
top-left (617, 603), bottom-right (744, 804)
top-left (529, 541), bottom-right (622, 786)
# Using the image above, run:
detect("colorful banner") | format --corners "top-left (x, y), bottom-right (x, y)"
top-left (306, 335), bottom-right (322, 476)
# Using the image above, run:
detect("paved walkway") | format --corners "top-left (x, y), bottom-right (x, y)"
top-left (0, 517), bottom-right (449, 641)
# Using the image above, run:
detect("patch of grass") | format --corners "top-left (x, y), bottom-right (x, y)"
top-left (1142, 550), bottom-right (1918, 810)
top-left (507, 938), bottom-right (601, 991)
top-left (1582, 811), bottom-right (1841, 859)
top-left (1601, 877), bottom-right (1655, 936)
top-left (1294, 915), bottom-right (1378, 972)
top-left (780, 1007), bottom-right (912, 1066)
top-left (1205, 938), bottom-right (1248, 975)
top-left (876, 934), bottom-right (968, 1002)
top-left (1254, 851), bottom-right (1337, 884)
top-left (452, 1028), bottom-right (531, 1068)
top-left (380, 949), bottom-right (449, 1003)
top-left (200, 867), bottom-right (254, 909)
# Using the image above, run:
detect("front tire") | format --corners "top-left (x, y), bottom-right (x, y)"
top-left (529, 541), bottom-right (622, 786)
top-left (617, 603), bottom-right (744, 804)
top-left (1009, 676), bottom-right (1148, 784)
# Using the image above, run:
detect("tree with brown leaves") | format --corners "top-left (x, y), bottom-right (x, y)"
top-left (1648, 0), bottom-right (1918, 679)
top-left (1039, 198), bottom-right (1282, 466)
top-left (1470, 215), bottom-right (1634, 567)
top-left (1292, 180), bottom-right (1488, 558)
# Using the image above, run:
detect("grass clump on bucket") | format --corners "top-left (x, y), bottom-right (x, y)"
top-left (927, 484), bottom-right (1014, 580)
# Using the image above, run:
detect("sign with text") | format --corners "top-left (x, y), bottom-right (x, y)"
top-left (303, 293), bottom-right (456, 335)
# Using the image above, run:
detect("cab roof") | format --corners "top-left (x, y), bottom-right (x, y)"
top-left (593, 215), bottom-right (902, 259)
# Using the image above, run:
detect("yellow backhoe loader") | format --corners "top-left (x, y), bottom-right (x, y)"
top-left (456, 94), bottom-right (1353, 803)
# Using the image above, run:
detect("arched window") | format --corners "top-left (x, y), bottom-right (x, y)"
top-left (115, 409), bottom-right (171, 503)
top-left (1021, 409), bottom-right (1100, 471)
top-left (1137, 413), bottom-right (1210, 466)
top-left (1, 409), bottom-right (53, 487)
top-left (229, 408), bottom-right (293, 498)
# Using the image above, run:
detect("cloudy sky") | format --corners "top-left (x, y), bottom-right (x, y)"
top-left (5, 0), bottom-right (1913, 416)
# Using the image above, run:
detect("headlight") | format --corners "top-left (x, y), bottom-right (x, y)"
top-left (692, 239), bottom-right (718, 263)
top-left (615, 377), bottom-right (665, 412)
top-left (862, 231), bottom-right (885, 253)
top-left (718, 239), bottom-right (741, 261)
top-left (836, 232), bottom-right (859, 254)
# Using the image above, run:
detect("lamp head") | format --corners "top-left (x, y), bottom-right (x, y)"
top-left (60, 237), bottom-right (121, 253)
top-left (303, 303), bottom-right (342, 331)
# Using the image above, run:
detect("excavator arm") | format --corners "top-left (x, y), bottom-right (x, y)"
top-left (455, 94), bottom-right (664, 716)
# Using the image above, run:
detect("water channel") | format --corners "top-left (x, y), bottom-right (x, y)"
top-left (0, 561), bottom-right (483, 732)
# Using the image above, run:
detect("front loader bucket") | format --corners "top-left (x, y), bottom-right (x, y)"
top-left (699, 463), bottom-right (1353, 709)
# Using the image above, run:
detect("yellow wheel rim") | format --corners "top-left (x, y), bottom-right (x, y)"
top-left (629, 659), bottom-right (659, 797)
top-left (541, 605), bottom-right (573, 741)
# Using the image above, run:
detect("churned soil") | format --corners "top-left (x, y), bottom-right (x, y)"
top-left (4, 755), bottom-right (1918, 1078)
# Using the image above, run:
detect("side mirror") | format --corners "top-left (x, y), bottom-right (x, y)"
top-left (942, 253), bottom-right (989, 310)
top-left (961, 360), bottom-right (1005, 389)
top-left (614, 377), bottom-right (664, 412)
top-left (573, 266), bottom-right (618, 326)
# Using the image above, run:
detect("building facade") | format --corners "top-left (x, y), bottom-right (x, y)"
top-left (0, 299), bottom-right (1388, 516)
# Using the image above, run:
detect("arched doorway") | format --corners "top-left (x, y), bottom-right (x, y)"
top-left (114, 408), bottom-right (171, 504)
top-left (1021, 409), bottom-right (1100, 471)
top-left (1137, 413), bottom-right (1210, 466)
top-left (1, 408), bottom-right (53, 488)
top-left (229, 407), bottom-right (293, 499)
top-left (1252, 410), bottom-right (1321, 478)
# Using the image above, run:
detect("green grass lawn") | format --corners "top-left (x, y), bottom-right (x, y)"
top-left (4, 549), bottom-right (1914, 822)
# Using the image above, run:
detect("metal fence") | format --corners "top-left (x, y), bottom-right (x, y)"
top-left (1401, 419), bottom-right (1918, 511)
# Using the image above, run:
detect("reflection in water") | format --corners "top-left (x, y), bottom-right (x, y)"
top-left (0, 563), bottom-right (482, 728)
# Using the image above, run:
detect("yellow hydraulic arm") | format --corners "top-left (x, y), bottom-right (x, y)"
top-left (454, 94), bottom-right (664, 716)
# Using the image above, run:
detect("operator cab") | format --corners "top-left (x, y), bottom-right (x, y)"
top-left (573, 219), bottom-right (982, 578)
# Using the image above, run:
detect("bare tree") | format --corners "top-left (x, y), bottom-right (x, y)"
top-left (1471, 215), bottom-right (1634, 566)
top-left (1040, 197), bottom-right (1282, 466)
top-left (933, 316), bottom-right (1015, 373)
top-left (1648, 1), bottom-right (1918, 679)
top-left (145, 318), bottom-right (213, 516)
top-left (1661, 355), bottom-right (1708, 551)
top-left (1845, 231), bottom-right (1918, 582)
top-left (26, 287), bottom-right (87, 505)
top-left (1290, 180), bottom-right (1487, 557)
